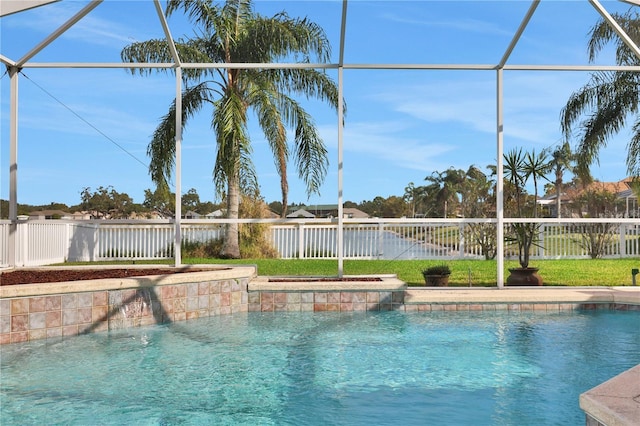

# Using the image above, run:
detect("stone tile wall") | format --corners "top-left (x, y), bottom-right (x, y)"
top-left (0, 278), bottom-right (249, 344)
top-left (2, 284), bottom-right (638, 345)
top-left (248, 290), bottom-right (405, 312)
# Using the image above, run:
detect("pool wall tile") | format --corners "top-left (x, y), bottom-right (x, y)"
top-left (1, 275), bottom-right (250, 343)
top-left (2, 271), bottom-right (639, 345)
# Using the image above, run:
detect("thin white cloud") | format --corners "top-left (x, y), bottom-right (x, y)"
top-left (382, 13), bottom-right (514, 38)
top-left (319, 120), bottom-right (456, 173)
top-left (10, 1), bottom-right (160, 49)
top-left (370, 72), bottom-right (591, 145)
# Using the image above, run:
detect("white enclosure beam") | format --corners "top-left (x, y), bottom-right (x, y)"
top-left (499, 0), bottom-right (540, 67)
top-left (496, 68), bottom-right (505, 289)
top-left (153, 0), bottom-right (181, 66)
top-left (8, 67), bottom-right (19, 267)
top-left (174, 67), bottom-right (183, 266)
top-left (17, 0), bottom-right (102, 67)
top-left (336, 0), bottom-right (348, 277)
top-left (590, 0), bottom-right (640, 61)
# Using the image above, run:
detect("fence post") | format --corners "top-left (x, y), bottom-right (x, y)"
top-left (538, 223), bottom-right (545, 259)
top-left (620, 224), bottom-right (626, 257)
top-left (378, 222), bottom-right (384, 259)
top-left (459, 223), bottom-right (465, 258)
top-left (298, 222), bottom-right (305, 259)
top-left (17, 221), bottom-right (27, 267)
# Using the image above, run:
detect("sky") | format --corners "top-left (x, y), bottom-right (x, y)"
top-left (0, 0), bottom-right (636, 209)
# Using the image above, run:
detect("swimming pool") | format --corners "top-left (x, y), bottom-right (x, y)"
top-left (1, 310), bottom-right (638, 425)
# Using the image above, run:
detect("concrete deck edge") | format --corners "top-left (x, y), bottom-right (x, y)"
top-left (404, 287), bottom-right (640, 305)
top-left (249, 275), bottom-right (406, 291)
top-left (0, 265), bottom-right (258, 298)
top-left (580, 364), bottom-right (640, 426)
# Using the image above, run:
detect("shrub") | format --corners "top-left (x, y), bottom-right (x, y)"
top-left (422, 263), bottom-right (451, 276)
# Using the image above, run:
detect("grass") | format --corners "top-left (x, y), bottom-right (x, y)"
top-left (67, 257), bottom-right (640, 287)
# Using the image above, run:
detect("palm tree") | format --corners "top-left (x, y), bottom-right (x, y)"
top-left (560, 9), bottom-right (640, 181)
top-left (425, 167), bottom-right (465, 218)
top-left (548, 142), bottom-right (575, 218)
top-left (523, 149), bottom-right (551, 218)
top-left (121, 0), bottom-right (340, 258)
top-left (503, 148), bottom-right (527, 217)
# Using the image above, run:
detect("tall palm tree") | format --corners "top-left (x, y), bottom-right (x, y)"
top-left (548, 142), bottom-right (575, 218)
top-left (121, 0), bottom-right (340, 258)
top-left (560, 9), bottom-right (640, 181)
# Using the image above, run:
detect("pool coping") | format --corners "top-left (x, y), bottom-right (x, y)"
top-left (0, 265), bottom-right (258, 298)
top-left (404, 286), bottom-right (640, 305)
top-left (579, 364), bottom-right (640, 426)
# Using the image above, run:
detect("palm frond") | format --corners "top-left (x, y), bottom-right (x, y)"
top-left (147, 83), bottom-right (214, 188)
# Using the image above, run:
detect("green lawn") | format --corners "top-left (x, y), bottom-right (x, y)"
top-left (78, 257), bottom-right (640, 287)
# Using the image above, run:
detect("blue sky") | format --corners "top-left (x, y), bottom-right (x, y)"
top-left (1, 0), bottom-right (635, 208)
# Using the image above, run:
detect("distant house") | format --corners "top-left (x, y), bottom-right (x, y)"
top-left (538, 177), bottom-right (638, 218)
top-left (343, 207), bottom-right (369, 219)
top-left (183, 210), bottom-right (201, 219)
top-left (286, 205), bottom-right (369, 219)
top-left (205, 209), bottom-right (225, 219)
top-left (28, 210), bottom-right (72, 220)
top-left (71, 211), bottom-right (92, 220)
top-left (286, 208), bottom-right (316, 218)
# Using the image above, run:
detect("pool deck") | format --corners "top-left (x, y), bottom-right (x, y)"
top-left (404, 286), bottom-right (640, 306)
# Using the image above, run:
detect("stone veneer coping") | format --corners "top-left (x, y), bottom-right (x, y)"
top-left (1, 268), bottom-right (639, 425)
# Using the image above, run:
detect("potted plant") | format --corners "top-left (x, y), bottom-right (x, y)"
top-left (422, 263), bottom-right (451, 286)
top-left (505, 222), bottom-right (543, 285)
top-left (503, 148), bottom-right (545, 286)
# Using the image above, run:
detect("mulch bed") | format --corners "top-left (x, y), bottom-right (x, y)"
top-left (0, 268), bottom-right (209, 286)
top-left (1, 269), bottom-right (382, 286)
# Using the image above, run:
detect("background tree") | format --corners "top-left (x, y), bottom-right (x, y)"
top-left (122, 0), bottom-right (340, 258)
top-left (548, 142), bottom-right (575, 218)
top-left (143, 187), bottom-right (175, 218)
top-left (560, 9), bottom-right (640, 181)
top-left (182, 188), bottom-right (201, 213)
top-left (458, 165), bottom-right (498, 259)
top-left (570, 188), bottom-right (619, 258)
top-left (81, 186), bottom-right (134, 219)
top-left (379, 196), bottom-right (408, 218)
top-left (403, 182), bottom-right (430, 218)
top-left (268, 201), bottom-right (283, 216)
top-left (425, 167), bottom-right (465, 218)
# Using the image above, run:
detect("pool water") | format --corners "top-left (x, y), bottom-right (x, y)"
top-left (1, 310), bottom-right (639, 425)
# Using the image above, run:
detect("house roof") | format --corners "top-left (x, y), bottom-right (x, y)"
top-left (28, 209), bottom-right (71, 218)
top-left (342, 208), bottom-right (369, 218)
top-left (286, 208), bottom-right (316, 218)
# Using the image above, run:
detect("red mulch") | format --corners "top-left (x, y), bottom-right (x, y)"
top-left (0, 268), bottom-right (209, 286)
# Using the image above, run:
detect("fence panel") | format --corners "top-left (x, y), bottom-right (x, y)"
top-left (2, 218), bottom-right (639, 267)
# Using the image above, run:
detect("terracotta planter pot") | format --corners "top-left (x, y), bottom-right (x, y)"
top-left (423, 274), bottom-right (450, 287)
top-left (506, 267), bottom-right (543, 286)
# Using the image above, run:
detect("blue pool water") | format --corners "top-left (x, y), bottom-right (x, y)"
top-left (1, 310), bottom-right (639, 425)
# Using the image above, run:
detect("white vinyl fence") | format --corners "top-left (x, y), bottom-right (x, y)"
top-left (1, 218), bottom-right (639, 267)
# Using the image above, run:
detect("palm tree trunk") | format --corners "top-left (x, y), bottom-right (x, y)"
top-left (221, 173), bottom-right (241, 259)
top-left (555, 168), bottom-right (562, 218)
